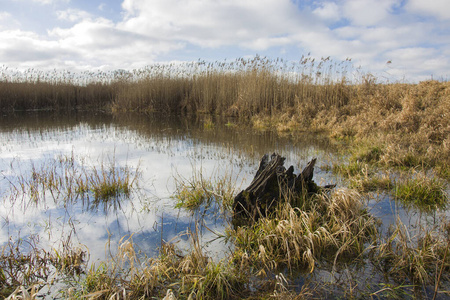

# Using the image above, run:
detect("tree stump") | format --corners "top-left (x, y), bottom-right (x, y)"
top-left (232, 153), bottom-right (334, 224)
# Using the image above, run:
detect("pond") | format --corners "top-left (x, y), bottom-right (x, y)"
top-left (1, 111), bottom-right (448, 298)
top-left (0, 111), bottom-right (337, 264)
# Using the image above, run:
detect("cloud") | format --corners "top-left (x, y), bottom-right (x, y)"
top-left (406, 0), bottom-right (450, 20)
top-left (0, 12), bottom-right (21, 30)
top-left (47, 16), bottom-right (185, 69)
top-left (341, 0), bottom-right (402, 26)
top-left (0, 30), bottom-right (64, 62)
top-left (379, 47), bottom-right (449, 82)
top-left (98, 3), bottom-right (107, 12)
top-left (0, 0), bottom-right (448, 81)
top-left (119, 0), bottom-right (309, 49)
top-left (56, 9), bottom-right (93, 22)
top-left (313, 2), bottom-right (341, 22)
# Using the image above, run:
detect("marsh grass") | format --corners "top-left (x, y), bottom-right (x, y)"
top-left (0, 235), bottom-right (87, 299)
top-left (173, 167), bottom-right (238, 214)
top-left (333, 161), bottom-right (392, 192)
top-left (8, 153), bottom-right (139, 208)
top-left (394, 172), bottom-right (448, 210)
top-left (230, 188), bottom-right (378, 274)
top-left (67, 229), bottom-right (247, 299)
top-left (371, 218), bottom-right (450, 291)
top-left (2, 59), bottom-right (448, 179)
top-left (1, 57), bottom-right (449, 298)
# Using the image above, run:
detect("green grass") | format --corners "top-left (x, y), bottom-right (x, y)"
top-left (10, 153), bottom-right (139, 207)
top-left (173, 168), bottom-right (237, 213)
top-left (394, 174), bottom-right (448, 210)
top-left (332, 161), bottom-right (392, 192)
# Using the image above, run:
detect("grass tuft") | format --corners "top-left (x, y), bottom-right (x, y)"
top-left (230, 188), bottom-right (378, 273)
top-left (394, 173), bottom-right (448, 210)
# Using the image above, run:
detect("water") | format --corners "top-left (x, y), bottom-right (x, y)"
top-left (2, 111), bottom-right (449, 298)
top-left (0, 111), bottom-right (337, 263)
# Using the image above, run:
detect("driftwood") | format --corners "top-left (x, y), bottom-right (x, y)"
top-left (233, 153), bottom-right (334, 224)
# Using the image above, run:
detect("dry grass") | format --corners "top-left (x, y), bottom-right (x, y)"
top-left (0, 235), bottom-right (86, 299)
top-left (255, 79), bottom-right (450, 178)
top-left (66, 230), bottom-right (247, 299)
top-left (230, 188), bottom-right (378, 274)
top-left (370, 218), bottom-right (450, 290)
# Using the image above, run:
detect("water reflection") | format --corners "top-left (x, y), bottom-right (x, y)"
top-left (0, 111), bottom-right (336, 263)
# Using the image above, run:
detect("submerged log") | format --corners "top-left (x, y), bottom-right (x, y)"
top-left (233, 153), bottom-right (334, 224)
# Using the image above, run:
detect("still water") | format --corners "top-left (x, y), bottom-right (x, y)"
top-left (0, 111), bottom-right (339, 263)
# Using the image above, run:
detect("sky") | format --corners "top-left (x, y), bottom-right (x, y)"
top-left (0, 0), bottom-right (449, 82)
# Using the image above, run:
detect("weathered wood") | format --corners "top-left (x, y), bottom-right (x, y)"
top-left (233, 153), bottom-right (333, 224)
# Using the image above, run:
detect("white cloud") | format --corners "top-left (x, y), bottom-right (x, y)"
top-left (56, 9), bottom-right (93, 22)
top-left (406, 0), bottom-right (450, 20)
top-left (98, 3), bottom-right (107, 12)
top-left (0, 0), bottom-right (448, 81)
top-left (47, 17), bottom-right (185, 69)
top-left (341, 0), bottom-right (401, 26)
top-left (31, 0), bottom-right (69, 4)
top-left (0, 12), bottom-right (21, 30)
top-left (313, 2), bottom-right (341, 22)
top-left (0, 30), bottom-right (59, 60)
top-left (119, 0), bottom-right (308, 49)
top-left (384, 47), bottom-right (449, 81)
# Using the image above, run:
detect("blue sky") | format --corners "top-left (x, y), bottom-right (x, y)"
top-left (0, 0), bottom-right (449, 82)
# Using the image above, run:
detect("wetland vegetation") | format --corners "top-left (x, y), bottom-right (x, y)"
top-left (0, 57), bottom-right (449, 298)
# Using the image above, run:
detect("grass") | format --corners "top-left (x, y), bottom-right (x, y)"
top-left (2, 58), bottom-right (449, 183)
top-left (0, 235), bottom-right (86, 299)
top-left (370, 218), bottom-right (450, 291)
top-left (394, 172), bottom-right (448, 210)
top-left (229, 188), bottom-right (378, 274)
top-left (2, 166), bottom-right (449, 299)
top-left (63, 230), bottom-right (247, 299)
top-left (333, 161), bottom-right (393, 192)
top-left (7, 153), bottom-right (139, 208)
top-left (173, 167), bottom-right (237, 214)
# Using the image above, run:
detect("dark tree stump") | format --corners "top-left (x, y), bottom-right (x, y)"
top-left (233, 153), bottom-right (334, 224)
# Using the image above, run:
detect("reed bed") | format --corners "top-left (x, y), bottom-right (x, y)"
top-left (0, 56), bottom-right (351, 115)
top-left (2, 57), bottom-right (448, 178)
